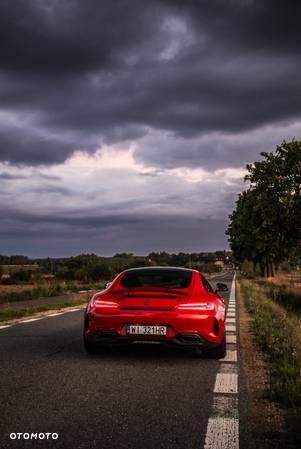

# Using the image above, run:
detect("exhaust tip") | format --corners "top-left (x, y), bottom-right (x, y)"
top-left (179, 333), bottom-right (202, 343)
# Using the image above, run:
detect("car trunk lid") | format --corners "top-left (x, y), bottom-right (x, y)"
top-left (110, 288), bottom-right (190, 311)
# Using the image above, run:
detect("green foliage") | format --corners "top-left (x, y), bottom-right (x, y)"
top-left (1, 251), bottom-right (232, 284)
top-left (148, 251), bottom-right (231, 268)
top-left (0, 255), bottom-right (30, 265)
top-left (0, 299), bottom-right (87, 322)
top-left (10, 269), bottom-right (32, 283)
top-left (0, 283), bottom-right (81, 304)
top-left (241, 279), bottom-right (301, 445)
top-left (227, 140), bottom-right (301, 276)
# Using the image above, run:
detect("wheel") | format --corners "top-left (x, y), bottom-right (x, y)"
top-left (83, 336), bottom-right (99, 354)
top-left (203, 332), bottom-right (226, 359)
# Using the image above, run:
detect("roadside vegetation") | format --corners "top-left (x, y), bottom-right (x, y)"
top-left (0, 251), bottom-right (228, 284)
top-left (0, 298), bottom-right (88, 322)
top-left (227, 140), bottom-right (301, 277)
top-left (0, 282), bottom-right (80, 304)
top-left (0, 251), bottom-right (230, 312)
top-left (240, 277), bottom-right (301, 446)
top-left (0, 282), bottom-right (101, 305)
top-left (227, 140), bottom-right (301, 443)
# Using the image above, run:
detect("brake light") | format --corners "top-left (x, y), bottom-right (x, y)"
top-left (93, 300), bottom-right (119, 309)
top-left (176, 302), bottom-right (215, 311)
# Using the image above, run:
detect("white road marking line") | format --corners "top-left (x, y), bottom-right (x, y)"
top-left (204, 417), bottom-right (239, 449)
top-left (19, 318), bottom-right (43, 323)
top-left (227, 313), bottom-right (236, 318)
top-left (226, 335), bottom-right (237, 344)
top-left (220, 363), bottom-right (237, 374)
top-left (65, 308), bottom-right (82, 312)
top-left (203, 274), bottom-right (239, 449)
top-left (48, 312), bottom-right (64, 317)
top-left (226, 317), bottom-right (236, 323)
top-left (214, 373), bottom-right (238, 394)
top-left (223, 350), bottom-right (237, 363)
top-left (0, 325), bottom-right (11, 329)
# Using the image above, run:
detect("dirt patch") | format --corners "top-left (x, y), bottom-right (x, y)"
top-left (238, 281), bottom-right (288, 449)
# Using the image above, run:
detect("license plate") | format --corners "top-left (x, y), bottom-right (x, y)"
top-left (127, 325), bottom-right (167, 336)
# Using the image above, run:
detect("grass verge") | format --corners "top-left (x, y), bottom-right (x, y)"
top-left (240, 278), bottom-right (301, 446)
top-left (0, 298), bottom-right (87, 322)
top-left (0, 282), bottom-right (104, 304)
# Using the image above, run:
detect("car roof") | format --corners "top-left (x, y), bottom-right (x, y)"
top-left (123, 266), bottom-right (198, 273)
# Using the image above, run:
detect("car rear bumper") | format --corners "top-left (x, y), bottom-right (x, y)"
top-left (84, 309), bottom-right (225, 346)
top-left (84, 329), bottom-right (221, 349)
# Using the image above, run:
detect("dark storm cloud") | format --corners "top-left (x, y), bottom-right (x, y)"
top-left (1, 208), bottom-right (139, 228)
top-left (0, 0), bottom-right (301, 166)
top-left (163, 0), bottom-right (301, 55)
top-left (134, 120), bottom-right (301, 170)
top-left (0, 124), bottom-right (75, 165)
top-left (1, 0), bottom-right (300, 256)
top-left (0, 0), bottom-right (164, 74)
top-left (0, 206), bottom-right (227, 257)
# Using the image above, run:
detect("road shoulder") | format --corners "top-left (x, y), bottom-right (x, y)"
top-left (237, 281), bottom-right (287, 449)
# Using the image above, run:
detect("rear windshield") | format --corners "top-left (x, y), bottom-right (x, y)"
top-left (120, 269), bottom-right (192, 289)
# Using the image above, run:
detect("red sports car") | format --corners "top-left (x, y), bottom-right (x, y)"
top-left (83, 267), bottom-right (227, 358)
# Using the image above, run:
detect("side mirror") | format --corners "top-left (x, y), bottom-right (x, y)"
top-left (105, 281), bottom-right (112, 289)
top-left (216, 282), bottom-right (228, 292)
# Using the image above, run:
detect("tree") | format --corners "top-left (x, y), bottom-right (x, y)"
top-left (227, 140), bottom-right (301, 276)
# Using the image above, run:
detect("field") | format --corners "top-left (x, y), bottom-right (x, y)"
top-left (264, 271), bottom-right (301, 288)
top-left (0, 284), bottom-right (36, 293)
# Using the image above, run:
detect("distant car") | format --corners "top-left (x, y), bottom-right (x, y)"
top-left (216, 282), bottom-right (229, 292)
top-left (83, 267), bottom-right (226, 358)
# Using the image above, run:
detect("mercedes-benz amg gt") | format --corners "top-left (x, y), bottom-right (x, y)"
top-left (83, 267), bottom-right (227, 358)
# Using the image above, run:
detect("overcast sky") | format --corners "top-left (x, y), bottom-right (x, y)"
top-left (1, 0), bottom-right (301, 257)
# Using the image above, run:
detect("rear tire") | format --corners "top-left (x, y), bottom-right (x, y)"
top-left (83, 336), bottom-right (99, 354)
top-left (203, 332), bottom-right (226, 359)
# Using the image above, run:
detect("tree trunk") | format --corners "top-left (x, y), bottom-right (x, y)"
top-left (259, 261), bottom-right (265, 277)
top-left (266, 261), bottom-right (270, 277)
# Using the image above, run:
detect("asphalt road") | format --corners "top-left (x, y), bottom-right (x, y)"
top-left (0, 272), bottom-right (254, 449)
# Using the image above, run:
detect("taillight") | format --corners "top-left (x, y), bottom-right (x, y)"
top-left (93, 299), bottom-right (119, 310)
top-left (176, 302), bottom-right (215, 311)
